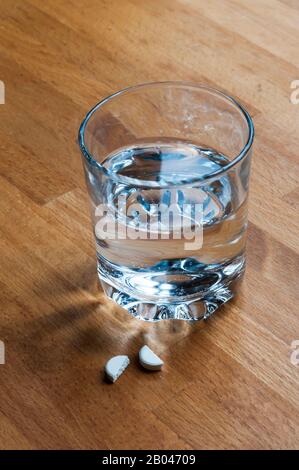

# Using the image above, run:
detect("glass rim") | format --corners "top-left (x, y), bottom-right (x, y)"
top-left (78, 81), bottom-right (254, 188)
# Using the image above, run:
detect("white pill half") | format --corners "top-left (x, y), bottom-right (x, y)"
top-left (105, 355), bottom-right (130, 382)
top-left (139, 345), bottom-right (164, 371)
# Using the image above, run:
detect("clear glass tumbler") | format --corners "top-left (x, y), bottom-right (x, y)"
top-left (78, 82), bottom-right (254, 321)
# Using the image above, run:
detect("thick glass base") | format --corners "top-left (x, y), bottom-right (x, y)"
top-left (97, 255), bottom-right (245, 321)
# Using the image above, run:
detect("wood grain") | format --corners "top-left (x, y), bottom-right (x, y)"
top-left (0, 0), bottom-right (298, 450)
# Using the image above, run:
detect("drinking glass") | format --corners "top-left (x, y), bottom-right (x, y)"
top-left (78, 82), bottom-right (254, 321)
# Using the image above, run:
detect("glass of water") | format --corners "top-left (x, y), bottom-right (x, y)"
top-left (78, 82), bottom-right (254, 321)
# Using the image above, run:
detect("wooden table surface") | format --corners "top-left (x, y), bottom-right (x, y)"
top-left (0, 0), bottom-right (298, 450)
